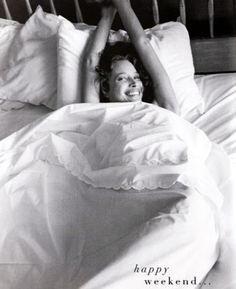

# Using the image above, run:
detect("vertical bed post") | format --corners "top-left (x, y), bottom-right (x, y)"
top-left (25, 0), bottom-right (33, 15)
top-left (208, 0), bottom-right (214, 38)
top-left (152, 0), bottom-right (160, 25)
top-left (49, 0), bottom-right (57, 15)
top-left (2, 0), bottom-right (12, 20)
top-left (25, 0), bottom-right (33, 16)
top-left (179, 0), bottom-right (186, 25)
top-left (74, 0), bottom-right (83, 23)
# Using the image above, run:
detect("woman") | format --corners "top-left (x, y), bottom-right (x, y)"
top-left (82, 0), bottom-right (180, 114)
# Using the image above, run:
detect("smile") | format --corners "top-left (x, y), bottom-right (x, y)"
top-left (125, 90), bottom-right (140, 97)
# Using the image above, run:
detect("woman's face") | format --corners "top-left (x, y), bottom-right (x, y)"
top-left (107, 60), bottom-right (144, 102)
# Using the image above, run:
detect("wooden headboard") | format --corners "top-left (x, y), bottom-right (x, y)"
top-left (191, 37), bottom-right (236, 73)
top-left (1, 0), bottom-right (236, 73)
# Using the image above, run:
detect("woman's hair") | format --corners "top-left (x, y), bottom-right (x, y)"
top-left (96, 42), bottom-right (153, 102)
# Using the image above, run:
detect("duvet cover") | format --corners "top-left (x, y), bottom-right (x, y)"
top-left (0, 102), bottom-right (231, 289)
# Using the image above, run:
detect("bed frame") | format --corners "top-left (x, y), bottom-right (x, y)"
top-left (1, 0), bottom-right (236, 74)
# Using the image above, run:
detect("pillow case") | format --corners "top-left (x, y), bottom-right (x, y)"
top-left (0, 7), bottom-right (62, 109)
top-left (0, 20), bottom-right (24, 111)
top-left (57, 19), bottom-right (95, 108)
top-left (0, 18), bottom-right (21, 28)
top-left (148, 22), bottom-right (204, 116)
top-left (57, 19), bottom-right (203, 116)
top-left (0, 21), bottom-right (21, 69)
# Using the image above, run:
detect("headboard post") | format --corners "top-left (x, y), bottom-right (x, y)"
top-left (25, 0), bottom-right (33, 15)
top-left (179, 0), bottom-right (186, 25)
top-left (2, 0), bottom-right (12, 20)
top-left (152, 0), bottom-right (160, 24)
top-left (74, 0), bottom-right (83, 23)
top-left (208, 0), bottom-right (214, 38)
top-left (49, 0), bottom-right (57, 15)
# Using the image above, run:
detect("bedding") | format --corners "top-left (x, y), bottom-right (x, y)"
top-left (57, 18), bottom-right (93, 108)
top-left (0, 19), bottom-right (21, 27)
top-left (0, 101), bottom-right (51, 140)
top-left (0, 8), bottom-right (203, 114)
top-left (192, 73), bottom-right (236, 164)
top-left (192, 73), bottom-right (236, 289)
top-left (0, 6), bottom-right (235, 288)
top-left (0, 101), bottom-right (233, 289)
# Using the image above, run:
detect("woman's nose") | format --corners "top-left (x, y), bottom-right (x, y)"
top-left (129, 78), bottom-right (137, 87)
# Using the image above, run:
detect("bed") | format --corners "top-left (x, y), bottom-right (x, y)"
top-left (0, 1), bottom-right (236, 289)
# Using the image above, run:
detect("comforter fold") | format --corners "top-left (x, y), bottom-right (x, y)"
top-left (0, 102), bottom-right (227, 289)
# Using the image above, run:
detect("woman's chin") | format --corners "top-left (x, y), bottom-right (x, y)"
top-left (127, 97), bottom-right (142, 102)
top-left (110, 95), bottom-right (142, 102)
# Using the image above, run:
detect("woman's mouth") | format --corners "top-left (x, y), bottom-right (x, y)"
top-left (125, 90), bottom-right (141, 98)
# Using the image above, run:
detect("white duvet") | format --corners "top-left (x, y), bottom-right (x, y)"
top-left (0, 102), bottom-right (233, 289)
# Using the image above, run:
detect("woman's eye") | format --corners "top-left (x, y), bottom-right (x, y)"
top-left (117, 76), bottom-right (126, 81)
top-left (134, 75), bottom-right (140, 80)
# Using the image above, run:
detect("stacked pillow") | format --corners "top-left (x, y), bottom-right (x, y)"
top-left (0, 18), bottom-right (20, 28)
top-left (0, 7), bottom-right (204, 117)
top-left (0, 7), bottom-right (61, 110)
top-left (57, 19), bottom-right (94, 107)
top-left (149, 22), bottom-right (204, 116)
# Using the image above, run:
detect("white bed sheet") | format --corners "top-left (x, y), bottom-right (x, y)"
top-left (0, 102), bottom-right (226, 289)
top-left (0, 101), bottom-right (51, 140)
top-left (191, 74), bottom-right (236, 289)
top-left (191, 74), bottom-right (236, 164)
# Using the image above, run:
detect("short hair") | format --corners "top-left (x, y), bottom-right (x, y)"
top-left (96, 42), bottom-right (153, 102)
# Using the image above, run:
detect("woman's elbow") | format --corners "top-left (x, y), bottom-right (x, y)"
top-left (170, 105), bottom-right (180, 115)
top-left (165, 101), bottom-right (180, 115)
top-left (158, 95), bottom-right (180, 115)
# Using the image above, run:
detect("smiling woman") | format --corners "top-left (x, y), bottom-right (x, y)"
top-left (97, 42), bottom-right (150, 103)
top-left (105, 59), bottom-right (144, 102)
top-left (82, 0), bottom-right (180, 114)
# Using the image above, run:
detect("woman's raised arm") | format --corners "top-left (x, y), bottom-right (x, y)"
top-left (112, 0), bottom-right (180, 114)
top-left (81, 4), bottom-right (116, 102)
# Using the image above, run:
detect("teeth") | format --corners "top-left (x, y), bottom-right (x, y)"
top-left (126, 92), bottom-right (139, 96)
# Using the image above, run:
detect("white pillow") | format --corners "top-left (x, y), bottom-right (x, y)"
top-left (0, 18), bottom-right (21, 28)
top-left (57, 20), bottom-right (204, 116)
top-left (149, 22), bottom-right (204, 116)
top-left (57, 18), bottom-right (95, 107)
top-left (0, 7), bottom-right (62, 109)
top-left (0, 24), bottom-right (21, 69)
top-left (0, 21), bottom-right (23, 111)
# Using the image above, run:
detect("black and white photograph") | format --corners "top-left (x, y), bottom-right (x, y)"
top-left (0, 0), bottom-right (235, 288)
